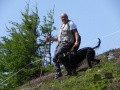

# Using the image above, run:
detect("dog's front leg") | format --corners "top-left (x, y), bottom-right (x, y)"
top-left (64, 64), bottom-right (72, 76)
top-left (72, 69), bottom-right (77, 75)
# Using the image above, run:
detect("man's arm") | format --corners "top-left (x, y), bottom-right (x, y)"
top-left (71, 29), bottom-right (80, 51)
top-left (73, 29), bottom-right (79, 43)
top-left (46, 36), bottom-right (58, 42)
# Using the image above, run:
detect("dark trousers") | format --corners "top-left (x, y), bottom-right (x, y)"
top-left (53, 43), bottom-right (73, 72)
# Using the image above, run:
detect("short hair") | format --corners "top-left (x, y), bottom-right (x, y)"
top-left (60, 13), bottom-right (68, 19)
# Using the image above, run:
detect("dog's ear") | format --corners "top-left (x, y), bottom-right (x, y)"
top-left (58, 53), bottom-right (67, 62)
top-left (68, 51), bottom-right (78, 60)
top-left (69, 51), bottom-right (76, 56)
top-left (58, 54), bottom-right (63, 60)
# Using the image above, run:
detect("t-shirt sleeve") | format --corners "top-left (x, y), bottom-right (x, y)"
top-left (69, 21), bottom-right (77, 30)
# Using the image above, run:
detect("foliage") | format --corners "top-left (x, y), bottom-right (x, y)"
top-left (43, 64), bottom-right (54, 72)
top-left (0, 4), bottom-right (41, 89)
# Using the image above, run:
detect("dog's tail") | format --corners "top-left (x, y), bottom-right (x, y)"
top-left (92, 38), bottom-right (101, 49)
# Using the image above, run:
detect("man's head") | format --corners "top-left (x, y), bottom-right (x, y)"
top-left (60, 13), bottom-right (69, 24)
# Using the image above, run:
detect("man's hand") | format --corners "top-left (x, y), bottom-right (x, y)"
top-left (74, 41), bottom-right (79, 47)
top-left (45, 37), bottom-right (50, 42)
top-left (71, 41), bottom-right (79, 51)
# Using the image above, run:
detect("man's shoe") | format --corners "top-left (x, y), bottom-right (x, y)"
top-left (55, 72), bottom-right (62, 79)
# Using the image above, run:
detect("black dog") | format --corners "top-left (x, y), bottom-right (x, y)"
top-left (58, 38), bottom-right (101, 75)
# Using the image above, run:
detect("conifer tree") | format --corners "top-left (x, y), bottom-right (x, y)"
top-left (0, 4), bottom-right (56, 89)
top-left (0, 5), bottom-right (41, 88)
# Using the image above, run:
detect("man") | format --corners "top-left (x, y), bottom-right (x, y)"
top-left (46, 13), bottom-right (80, 78)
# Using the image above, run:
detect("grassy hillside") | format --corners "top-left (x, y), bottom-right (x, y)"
top-left (19, 49), bottom-right (120, 90)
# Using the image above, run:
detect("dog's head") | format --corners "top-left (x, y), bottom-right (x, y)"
top-left (58, 51), bottom-right (77, 63)
top-left (58, 53), bottom-right (67, 63)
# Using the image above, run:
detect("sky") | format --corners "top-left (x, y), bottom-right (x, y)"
top-left (0, 0), bottom-right (120, 57)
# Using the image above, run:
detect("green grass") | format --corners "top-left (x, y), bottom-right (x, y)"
top-left (19, 57), bottom-right (120, 90)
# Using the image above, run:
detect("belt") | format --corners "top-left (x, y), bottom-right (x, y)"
top-left (59, 41), bottom-right (73, 45)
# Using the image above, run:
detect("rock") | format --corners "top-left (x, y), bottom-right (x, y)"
top-left (98, 69), bottom-right (114, 79)
top-left (107, 52), bottom-right (116, 61)
top-left (107, 82), bottom-right (120, 90)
